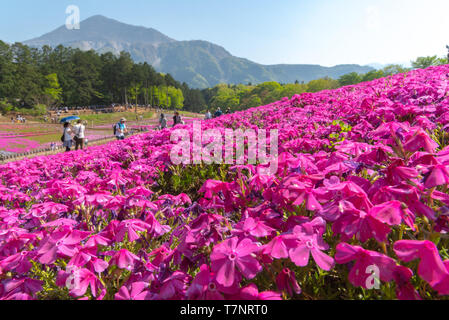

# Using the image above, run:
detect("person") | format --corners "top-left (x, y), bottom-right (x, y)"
top-left (73, 119), bottom-right (86, 150)
top-left (214, 107), bottom-right (223, 118)
top-left (205, 110), bottom-right (212, 120)
top-left (115, 118), bottom-right (128, 140)
top-left (159, 113), bottom-right (167, 129)
top-left (62, 122), bottom-right (73, 152)
top-left (85, 138), bottom-right (89, 147)
top-left (225, 108), bottom-right (231, 114)
top-left (173, 112), bottom-right (182, 127)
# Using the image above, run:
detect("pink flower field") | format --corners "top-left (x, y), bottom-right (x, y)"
top-left (1, 65), bottom-right (449, 300)
top-left (0, 125), bottom-right (112, 154)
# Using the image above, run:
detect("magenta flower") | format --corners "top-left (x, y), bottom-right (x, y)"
top-left (186, 264), bottom-right (240, 300)
top-left (68, 247), bottom-right (108, 274)
top-left (262, 235), bottom-right (296, 260)
top-left (332, 203), bottom-right (391, 243)
top-left (108, 249), bottom-right (141, 270)
top-left (115, 219), bottom-right (152, 242)
top-left (276, 268), bottom-right (301, 296)
top-left (37, 227), bottom-right (91, 265)
top-left (392, 266), bottom-right (421, 300)
top-left (0, 278), bottom-right (43, 299)
top-left (232, 217), bottom-right (275, 239)
top-left (394, 240), bottom-right (449, 292)
top-left (0, 251), bottom-right (34, 274)
top-left (158, 271), bottom-right (192, 300)
top-left (423, 165), bottom-right (449, 189)
top-left (64, 267), bottom-right (104, 298)
top-left (115, 282), bottom-right (152, 300)
top-left (289, 233), bottom-right (335, 271)
top-left (210, 237), bottom-right (262, 287)
top-left (186, 265), bottom-right (224, 300)
top-left (335, 243), bottom-right (396, 288)
top-left (227, 283), bottom-right (282, 300)
top-left (30, 202), bottom-right (69, 219)
top-left (369, 201), bottom-right (415, 230)
top-left (403, 129), bottom-right (439, 153)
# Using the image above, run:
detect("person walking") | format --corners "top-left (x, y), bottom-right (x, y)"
top-left (159, 113), bottom-right (167, 129)
top-left (214, 107), bottom-right (223, 118)
top-left (62, 122), bottom-right (73, 152)
top-left (73, 119), bottom-right (86, 150)
top-left (115, 118), bottom-right (128, 140)
top-left (173, 112), bottom-right (182, 127)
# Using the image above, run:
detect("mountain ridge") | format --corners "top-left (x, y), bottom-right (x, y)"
top-left (24, 15), bottom-right (374, 88)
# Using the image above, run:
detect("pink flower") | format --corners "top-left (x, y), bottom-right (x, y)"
top-left (186, 264), bottom-right (229, 300)
top-left (115, 219), bottom-right (152, 242)
top-left (403, 129), bottom-right (439, 153)
top-left (115, 282), bottom-right (152, 300)
top-left (262, 235), bottom-right (297, 260)
top-left (63, 267), bottom-right (104, 298)
top-left (0, 251), bottom-right (34, 274)
top-left (227, 283), bottom-right (282, 300)
top-left (0, 278), bottom-right (43, 299)
top-left (232, 217), bottom-right (275, 239)
top-left (392, 266), bottom-right (421, 300)
top-left (332, 202), bottom-right (391, 243)
top-left (108, 249), bottom-right (140, 270)
top-left (158, 271), bottom-right (191, 300)
top-left (276, 268), bottom-right (301, 296)
top-left (37, 227), bottom-right (91, 265)
top-left (394, 240), bottom-right (449, 291)
top-left (369, 201), bottom-right (415, 230)
top-left (423, 165), bottom-right (449, 189)
top-left (210, 237), bottom-right (262, 288)
top-left (289, 232), bottom-right (334, 271)
top-left (335, 243), bottom-right (396, 288)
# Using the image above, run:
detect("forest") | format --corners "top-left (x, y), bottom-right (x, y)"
top-left (0, 41), bottom-right (448, 116)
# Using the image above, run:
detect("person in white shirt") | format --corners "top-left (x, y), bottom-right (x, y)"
top-left (205, 110), bottom-right (212, 120)
top-left (62, 122), bottom-right (73, 152)
top-left (73, 120), bottom-right (86, 150)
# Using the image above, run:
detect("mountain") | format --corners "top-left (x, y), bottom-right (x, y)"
top-left (24, 15), bottom-right (373, 89)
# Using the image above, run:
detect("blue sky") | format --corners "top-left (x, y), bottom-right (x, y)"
top-left (0, 0), bottom-right (448, 66)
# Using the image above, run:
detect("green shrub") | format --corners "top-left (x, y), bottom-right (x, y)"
top-left (15, 104), bottom-right (47, 117)
top-left (0, 99), bottom-right (13, 115)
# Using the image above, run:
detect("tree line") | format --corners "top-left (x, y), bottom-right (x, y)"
top-left (199, 51), bottom-right (449, 113)
top-left (0, 41), bottom-right (448, 116)
top-left (0, 41), bottom-right (204, 116)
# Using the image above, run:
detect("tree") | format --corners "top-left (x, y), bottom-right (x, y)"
top-left (338, 72), bottom-right (362, 86)
top-left (0, 41), bottom-right (15, 100)
top-left (411, 56), bottom-right (439, 69)
top-left (11, 43), bottom-right (43, 107)
top-left (33, 73), bottom-right (62, 109)
top-left (167, 86), bottom-right (184, 109)
top-left (381, 64), bottom-right (409, 76)
top-left (361, 69), bottom-right (385, 82)
top-left (307, 77), bottom-right (339, 93)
